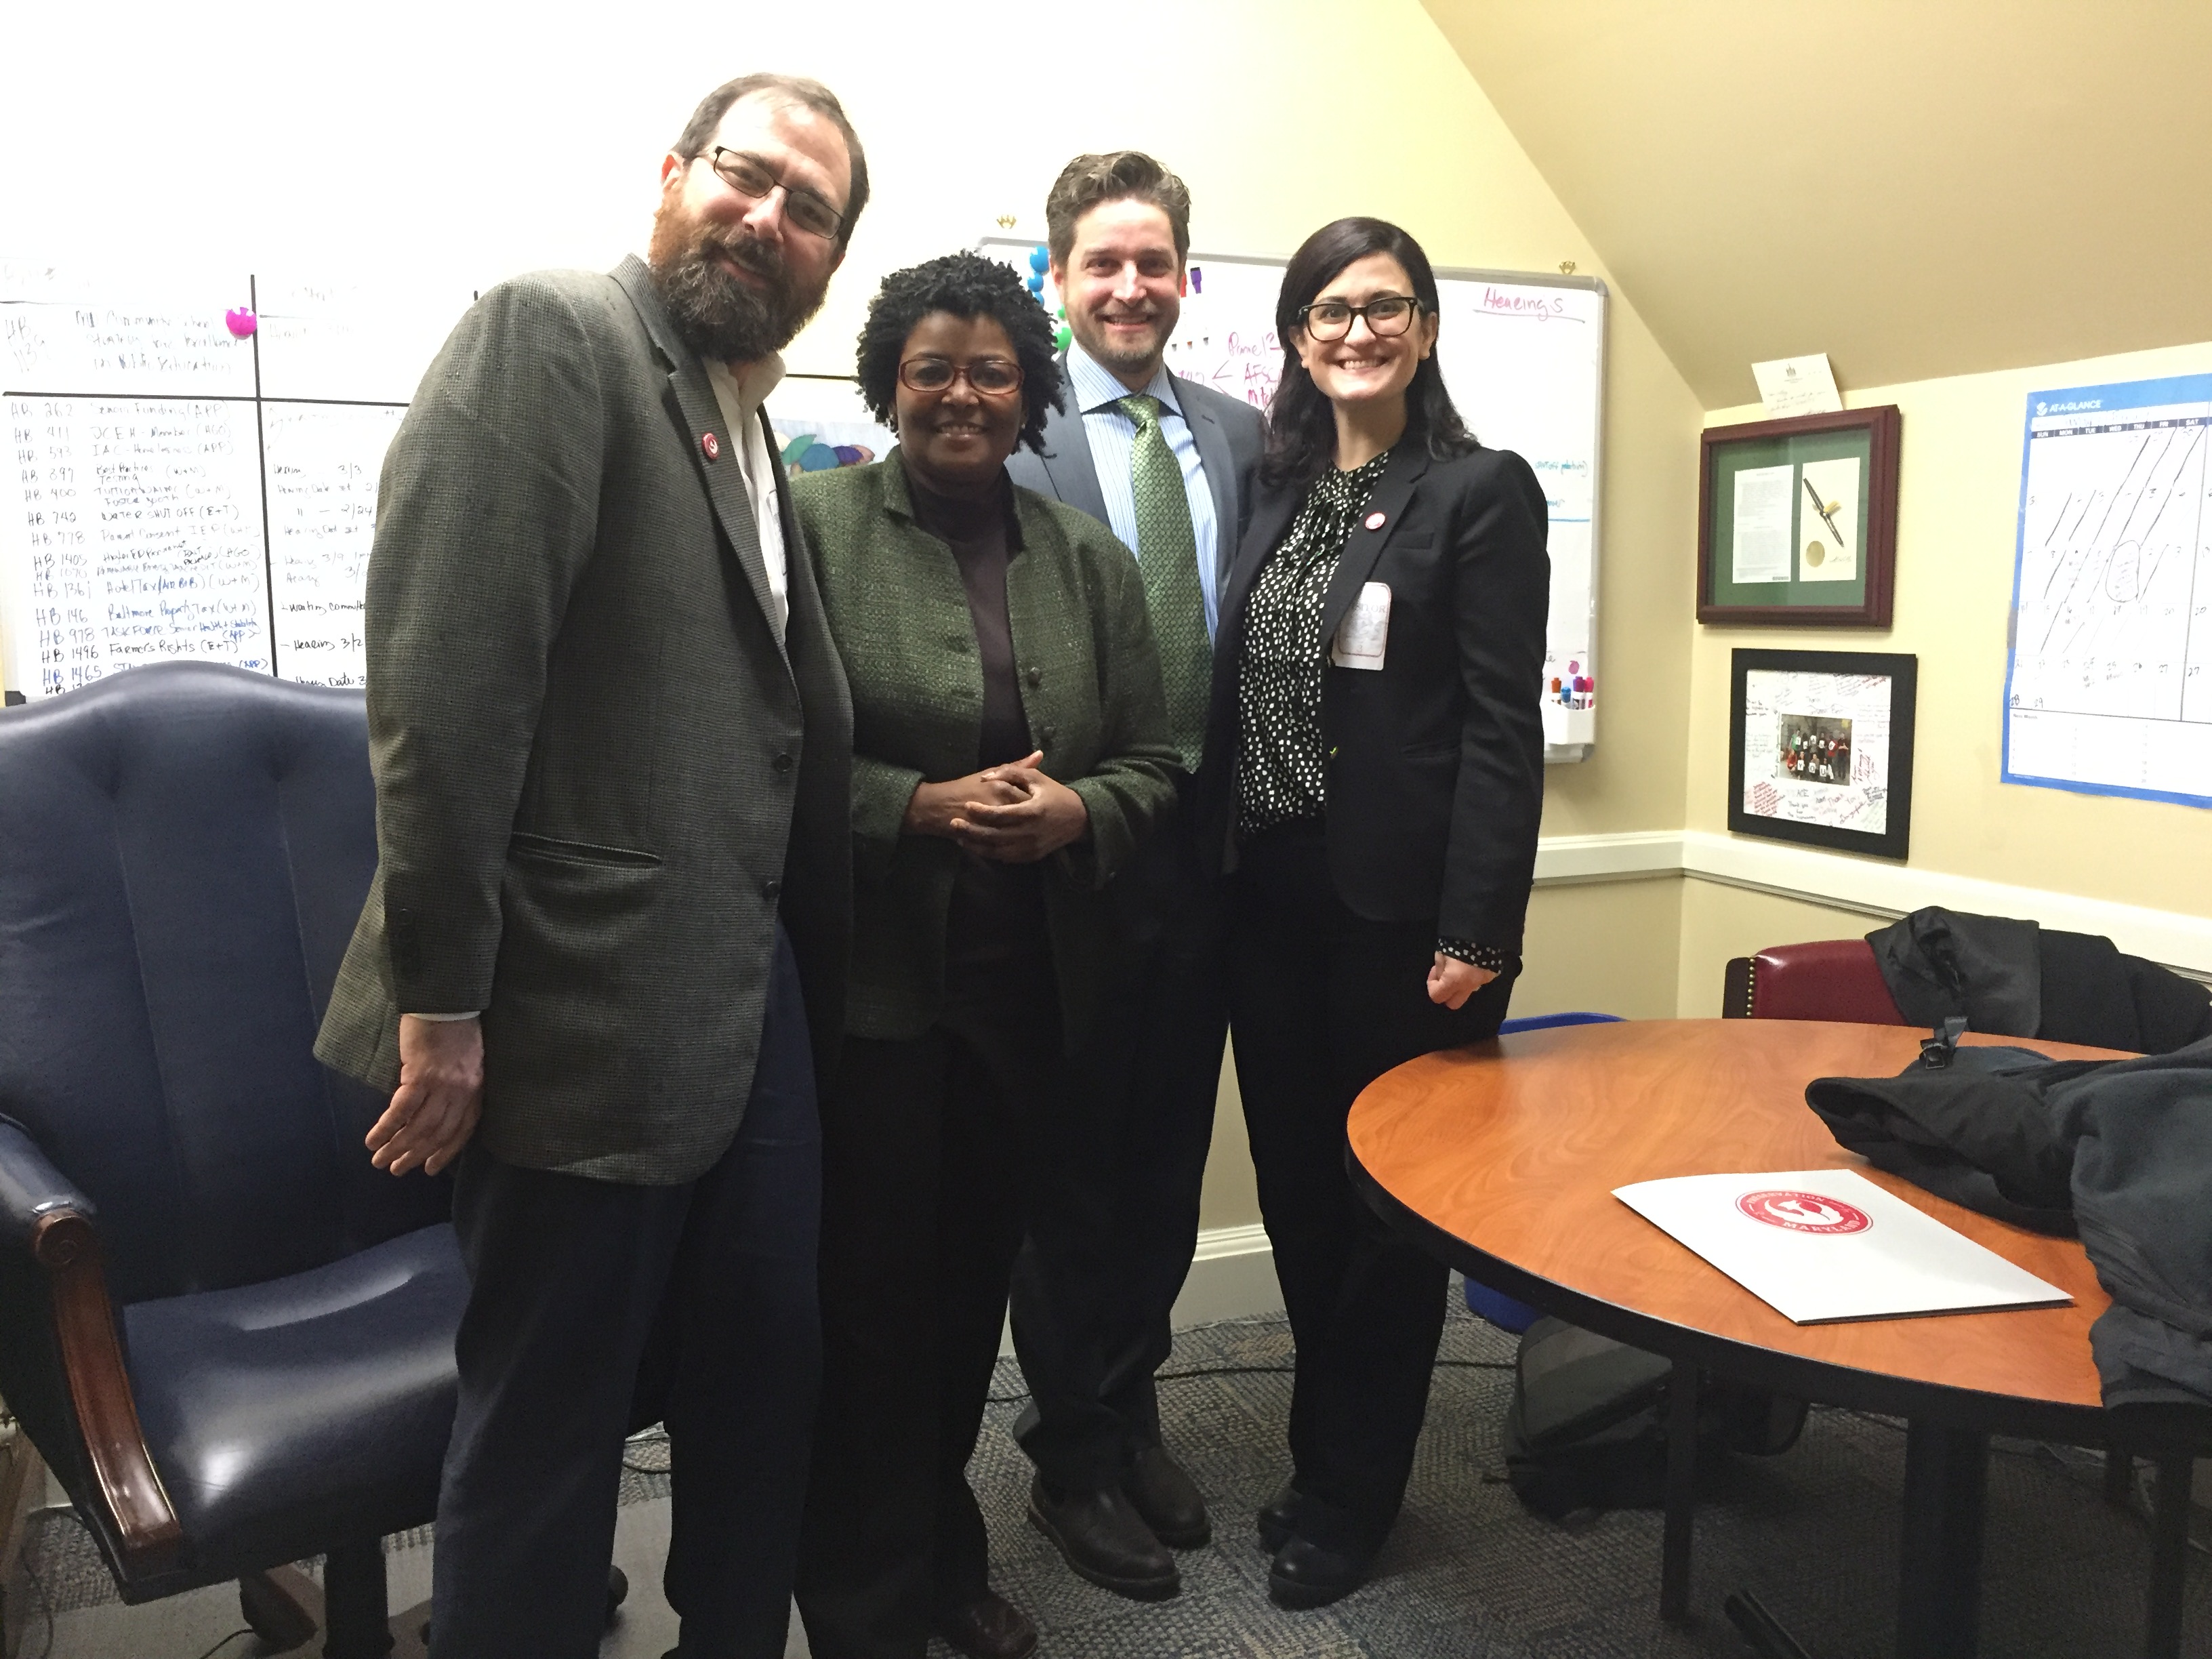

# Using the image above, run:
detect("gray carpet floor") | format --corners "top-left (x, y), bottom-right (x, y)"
top-left (18, 1297), bottom-right (2212, 1657)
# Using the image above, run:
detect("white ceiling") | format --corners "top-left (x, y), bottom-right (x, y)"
top-left (1421, 0), bottom-right (2212, 406)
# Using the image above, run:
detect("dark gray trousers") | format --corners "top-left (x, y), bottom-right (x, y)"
top-left (428, 928), bottom-right (819, 1659)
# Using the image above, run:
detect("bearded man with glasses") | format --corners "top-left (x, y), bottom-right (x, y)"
top-left (316, 73), bottom-right (864, 1659)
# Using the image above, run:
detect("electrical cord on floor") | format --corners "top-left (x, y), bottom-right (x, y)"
top-left (983, 1355), bottom-right (1513, 1405)
top-left (186, 1630), bottom-right (255, 1659)
top-left (20, 1540), bottom-right (54, 1659)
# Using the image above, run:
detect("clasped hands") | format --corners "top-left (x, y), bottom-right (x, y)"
top-left (903, 750), bottom-right (1088, 861)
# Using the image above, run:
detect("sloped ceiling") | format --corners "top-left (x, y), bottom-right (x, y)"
top-left (1420, 1), bottom-right (2212, 407)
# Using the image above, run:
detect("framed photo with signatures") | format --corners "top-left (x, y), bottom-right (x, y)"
top-left (1728, 649), bottom-right (1917, 859)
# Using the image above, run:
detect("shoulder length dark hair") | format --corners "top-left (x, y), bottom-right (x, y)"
top-left (1261, 217), bottom-right (1477, 488)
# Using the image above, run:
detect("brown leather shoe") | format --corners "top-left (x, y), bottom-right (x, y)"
top-left (937, 1589), bottom-right (1038, 1659)
top-left (1124, 1442), bottom-right (1210, 1549)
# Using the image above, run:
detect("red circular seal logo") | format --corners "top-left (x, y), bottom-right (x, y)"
top-left (1736, 1189), bottom-right (1871, 1234)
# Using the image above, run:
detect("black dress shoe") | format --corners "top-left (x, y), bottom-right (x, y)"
top-left (1027, 1473), bottom-right (1181, 1600)
top-left (1124, 1443), bottom-right (1210, 1549)
top-left (936, 1589), bottom-right (1038, 1659)
top-left (1256, 1480), bottom-right (1305, 1553)
top-left (1267, 1532), bottom-right (1376, 1610)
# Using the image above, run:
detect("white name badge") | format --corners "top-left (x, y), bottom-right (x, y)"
top-left (1330, 581), bottom-right (1391, 670)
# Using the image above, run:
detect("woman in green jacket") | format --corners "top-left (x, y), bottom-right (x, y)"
top-left (792, 251), bottom-right (1179, 1659)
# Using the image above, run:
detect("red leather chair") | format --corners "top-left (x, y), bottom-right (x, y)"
top-left (1721, 938), bottom-right (1907, 1024)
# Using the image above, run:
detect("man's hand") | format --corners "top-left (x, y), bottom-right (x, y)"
top-left (949, 752), bottom-right (1089, 863)
top-left (367, 1015), bottom-right (485, 1176)
top-left (1427, 954), bottom-right (1498, 1011)
top-left (903, 767), bottom-right (1029, 839)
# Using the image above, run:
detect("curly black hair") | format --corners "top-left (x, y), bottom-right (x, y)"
top-left (854, 251), bottom-right (1065, 454)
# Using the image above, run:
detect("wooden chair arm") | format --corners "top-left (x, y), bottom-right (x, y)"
top-left (28, 1210), bottom-right (182, 1576)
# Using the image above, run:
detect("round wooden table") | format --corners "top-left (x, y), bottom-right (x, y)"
top-left (1346, 1018), bottom-right (2200, 1659)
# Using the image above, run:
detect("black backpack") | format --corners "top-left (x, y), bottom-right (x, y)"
top-left (1501, 1317), bottom-right (1807, 1519)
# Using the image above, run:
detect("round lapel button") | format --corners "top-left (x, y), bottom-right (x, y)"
top-left (1364, 511), bottom-right (1387, 531)
top-left (701, 432), bottom-right (721, 461)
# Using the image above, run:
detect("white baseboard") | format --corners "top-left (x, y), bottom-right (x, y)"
top-left (1170, 1225), bottom-right (1282, 1328)
top-left (1535, 829), bottom-right (2212, 979)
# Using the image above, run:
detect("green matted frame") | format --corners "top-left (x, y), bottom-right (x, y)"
top-left (1697, 405), bottom-right (1900, 626)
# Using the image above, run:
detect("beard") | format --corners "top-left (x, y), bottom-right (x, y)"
top-left (647, 201), bottom-right (828, 364)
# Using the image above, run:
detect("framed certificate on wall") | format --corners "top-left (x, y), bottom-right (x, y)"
top-left (1698, 407), bottom-right (1901, 627)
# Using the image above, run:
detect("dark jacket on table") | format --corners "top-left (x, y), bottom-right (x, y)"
top-left (1807, 1040), bottom-right (2212, 1410)
top-left (1004, 352), bottom-right (1265, 592)
top-left (794, 451), bottom-right (1181, 1050)
top-left (314, 256), bottom-right (853, 1185)
top-left (1195, 440), bottom-right (1550, 953)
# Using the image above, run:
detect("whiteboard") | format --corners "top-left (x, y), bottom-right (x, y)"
top-left (2003, 373), bottom-right (2212, 807)
top-left (1, 261), bottom-right (474, 699)
top-left (979, 239), bottom-right (1607, 759)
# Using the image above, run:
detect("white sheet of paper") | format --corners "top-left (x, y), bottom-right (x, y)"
top-left (1796, 456), bottom-right (1861, 581)
top-left (1752, 352), bottom-right (1843, 417)
top-left (1330, 581), bottom-right (1391, 670)
top-left (1613, 1168), bottom-right (2070, 1325)
top-left (1732, 465), bottom-right (1795, 583)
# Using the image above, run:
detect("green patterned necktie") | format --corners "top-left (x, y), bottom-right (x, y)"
top-left (1116, 394), bottom-right (1211, 771)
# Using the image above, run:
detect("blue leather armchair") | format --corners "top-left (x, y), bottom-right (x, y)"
top-left (0, 662), bottom-right (462, 1656)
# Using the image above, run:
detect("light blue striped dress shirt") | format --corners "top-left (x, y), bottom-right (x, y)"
top-left (1065, 344), bottom-right (1224, 640)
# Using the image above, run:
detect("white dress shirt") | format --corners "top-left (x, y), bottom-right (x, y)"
top-left (705, 352), bottom-right (790, 640)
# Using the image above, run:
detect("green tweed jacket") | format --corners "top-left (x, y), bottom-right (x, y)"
top-left (314, 258), bottom-right (852, 1185)
top-left (795, 451), bottom-right (1180, 1048)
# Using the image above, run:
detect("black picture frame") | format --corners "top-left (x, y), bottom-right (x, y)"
top-left (1727, 649), bottom-right (1917, 860)
top-left (1698, 406), bottom-right (1901, 626)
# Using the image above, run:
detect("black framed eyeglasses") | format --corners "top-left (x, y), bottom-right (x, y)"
top-left (897, 356), bottom-right (1024, 396)
top-left (1296, 294), bottom-right (1422, 342)
top-left (706, 148), bottom-right (846, 241)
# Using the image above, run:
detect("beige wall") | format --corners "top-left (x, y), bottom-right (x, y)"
top-left (1692, 340), bottom-right (2212, 920)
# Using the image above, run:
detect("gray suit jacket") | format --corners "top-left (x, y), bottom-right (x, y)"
top-left (315, 256), bottom-right (853, 1185)
top-left (1004, 354), bottom-right (1265, 592)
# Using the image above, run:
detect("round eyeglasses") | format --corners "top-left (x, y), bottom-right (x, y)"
top-left (1296, 295), bottom-right (1422, 342)
top-left (897, 357), bottom-right (1024, 396)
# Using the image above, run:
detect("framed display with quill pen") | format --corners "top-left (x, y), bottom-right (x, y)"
top-left (1698, 406), bottom-right (1900, 626)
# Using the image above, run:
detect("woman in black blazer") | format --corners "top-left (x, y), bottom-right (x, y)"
top-left (1197, 217), bottom-right (1549, 1606)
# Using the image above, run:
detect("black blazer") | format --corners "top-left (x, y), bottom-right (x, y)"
top-left (1197, 440), bottom-right (1549, 952)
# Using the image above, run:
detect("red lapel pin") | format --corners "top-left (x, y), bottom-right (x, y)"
top-left (1364, 510), bottom-right (1387, 531)
top-left (701, 432), bottom-right (721, 461)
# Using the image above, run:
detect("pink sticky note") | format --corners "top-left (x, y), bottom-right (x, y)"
top-left (224, 308), bottom-right (258, 339)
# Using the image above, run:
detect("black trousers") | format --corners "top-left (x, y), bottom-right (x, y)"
top-left (797, 940), bottom-right (1112, 1659)
top-left (1011, 806), bottom-right (1228, 1473)
top-left (427, 928), bottom-right (819, 1659)
top-left (1227, 823), bottom-right (1514, 1553)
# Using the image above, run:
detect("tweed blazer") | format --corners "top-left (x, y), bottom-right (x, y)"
top-left (314, 257), bottom-right (853, 1185)
top-left (794, 452), bottom-right (1179, 1048)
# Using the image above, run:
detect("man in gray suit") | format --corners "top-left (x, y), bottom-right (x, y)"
top-left (314, 73), bottom-right (862, 1659)
top-left (1005, 151), bottom-right (1264, 1595)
